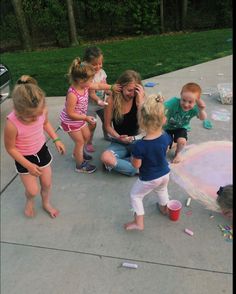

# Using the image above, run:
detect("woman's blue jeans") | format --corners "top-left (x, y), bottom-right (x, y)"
top-left (104, 142), bottom-right (138, 176)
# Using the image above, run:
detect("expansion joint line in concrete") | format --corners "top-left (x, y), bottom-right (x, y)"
top-left (1, 241), bottom-right (232, 276)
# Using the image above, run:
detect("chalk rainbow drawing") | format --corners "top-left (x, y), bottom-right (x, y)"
top-left (170, 141), bottom-right (232, 212)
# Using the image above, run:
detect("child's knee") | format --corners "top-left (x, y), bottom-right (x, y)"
top-left (41, 182), bottom-right (52, 192)
top-left (177, 137), bottom-right (186, 146)
top-left (26, 186), bottom-right (39, 197)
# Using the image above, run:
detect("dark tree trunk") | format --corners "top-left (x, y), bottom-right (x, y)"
top-left (11, 0), bottom-right (32, 50)
top-left (66, 0), bottom-right (79, 45)
top-left (160, 0), bottom-right (165, 33)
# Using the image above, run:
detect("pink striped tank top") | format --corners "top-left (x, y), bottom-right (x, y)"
top-left (60, 87), bottom-right (89, 127)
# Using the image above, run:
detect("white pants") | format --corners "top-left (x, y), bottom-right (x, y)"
top-left (130, 173), bottom-right (170, 216)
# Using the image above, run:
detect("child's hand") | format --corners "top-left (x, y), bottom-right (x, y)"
top-left (55, 141), bottom-right (66, 155)
top-left (27, 163), bottom-right (42, 177)
top-left (97, 99), bottom-right (108, 106)
top-left (112, 83), bottom-right (122, 93)
top-left (196, 98), bottom-right (206, 110)
top-left (86, 116), bottom-right (97, 125)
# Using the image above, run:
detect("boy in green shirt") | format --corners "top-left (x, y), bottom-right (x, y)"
top-left (164, 82), bottom-right (207, 163)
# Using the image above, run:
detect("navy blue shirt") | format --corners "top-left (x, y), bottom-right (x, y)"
top-left (131, 132), bottom-right (172, 181)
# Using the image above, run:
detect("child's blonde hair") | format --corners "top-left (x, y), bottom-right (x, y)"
top-left (181, 82), bottom-right (202, 99)
top-left (68, 57), bottom-right (95, 83)
top-left (113, 70), bottom-right (142, 122)
top-left (138, 94), bottom-right (165, 132)
top-left (12, 75), bottom-right (45, 115)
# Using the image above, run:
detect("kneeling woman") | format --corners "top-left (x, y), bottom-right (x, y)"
top-left (101, 70), bottom-right (145, 176)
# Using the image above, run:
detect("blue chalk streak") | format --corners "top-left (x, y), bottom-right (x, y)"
top-left (144, 82), bottom-right (157, 87)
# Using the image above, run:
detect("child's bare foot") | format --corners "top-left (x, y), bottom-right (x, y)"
top-left (24, 199), bottom-right (35, 217)
top-left (172, 154), bottom-right (182, 163)
top-left (124, 221), bottom-right (144, 231)
top-left (43, 203), bottom-right (59, 218)
top-left (158, 204), bottom-right (168, 215)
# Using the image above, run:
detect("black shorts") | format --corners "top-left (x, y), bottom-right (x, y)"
top-left (15, 143), bottom-right (53, 174)
top-left (165, 128), bottom-right (188, 146)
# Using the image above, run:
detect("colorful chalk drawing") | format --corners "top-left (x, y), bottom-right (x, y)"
top-left (170, 141), bottom-right (232, 212)
top-left (211, 109), bottom-right (231, 121)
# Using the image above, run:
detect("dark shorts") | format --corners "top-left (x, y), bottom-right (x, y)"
top-left (165, 128), bottom-right (188, 147)
top-left (15, 143), bottom-right (53, 174)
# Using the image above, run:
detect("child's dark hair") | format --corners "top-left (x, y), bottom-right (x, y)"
top-left (83, 46), bottom-right (103, 63)
top-left (68, 57), bottom-right (95, 83)
top-left (216, 185), bottom-right (233, 210)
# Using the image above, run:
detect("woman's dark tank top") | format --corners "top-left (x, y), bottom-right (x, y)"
top-left (112, 98), bottom-right (139, 136)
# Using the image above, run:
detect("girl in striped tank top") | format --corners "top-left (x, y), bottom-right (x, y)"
top-left (60, 57), bottom-right (120, 173)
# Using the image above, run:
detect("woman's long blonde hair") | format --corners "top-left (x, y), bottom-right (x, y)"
top-left (112, 70), bottom-right (142, 122)
top-left (12, 75), bottom-right (45, 115)
top-left (138, 94), bottom-right (165, 132)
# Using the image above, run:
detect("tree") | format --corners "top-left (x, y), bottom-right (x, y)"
top-left (66, 0), bottom-right (79, 45)
top-left (160, 0), bottom-right (165, 33)
top-left (181, 0), bottom-right (188, 29)
top-left (11, 0), bottom-right (32, 50)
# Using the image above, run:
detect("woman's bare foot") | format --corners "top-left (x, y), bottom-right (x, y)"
top-left (124, 221), bottom-right (144, 231)
top-left (24, 199), bottom-right (35, 217)
top-left (43, 203), bottom-right (59, 218)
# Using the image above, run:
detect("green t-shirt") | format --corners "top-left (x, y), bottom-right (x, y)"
top-left (163, 97), bottom-right (199, 130)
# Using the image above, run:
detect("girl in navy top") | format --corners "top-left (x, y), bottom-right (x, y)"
top-left (124, 94), bottom-right (172, 230)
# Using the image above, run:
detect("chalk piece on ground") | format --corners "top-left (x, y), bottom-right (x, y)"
top-left (184, 228), bottom-right (194, 236)
top-left (122, 262), bottom-right (138, 269)
top-left (186, 197), bottom-right (191, 207)
top-left (144, 82), bottom-right (157, 87)
top-left (203, 119), bottom-right (213, 129)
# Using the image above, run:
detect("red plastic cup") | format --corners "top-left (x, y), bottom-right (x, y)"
top-left (167, 200), bottom-right (182, 221)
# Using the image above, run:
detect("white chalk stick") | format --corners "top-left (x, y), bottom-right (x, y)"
top-left (186, 197), bottom-right (191, 207)
top-left (184, 228), bottom-right (194, 236)
top-left (122, 262), bottom-right (138, 269)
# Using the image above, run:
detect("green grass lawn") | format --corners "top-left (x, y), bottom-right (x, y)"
top-left (1, 28), bottom-right (232, 96)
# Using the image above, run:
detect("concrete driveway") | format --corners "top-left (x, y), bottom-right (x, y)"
top-left (1, 56), bottom-right (232, 294)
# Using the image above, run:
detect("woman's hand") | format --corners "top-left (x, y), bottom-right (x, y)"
top-left (135, 84), bottom-right (145, 107)
top-left (119, 135), bottom-right (134, 144)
